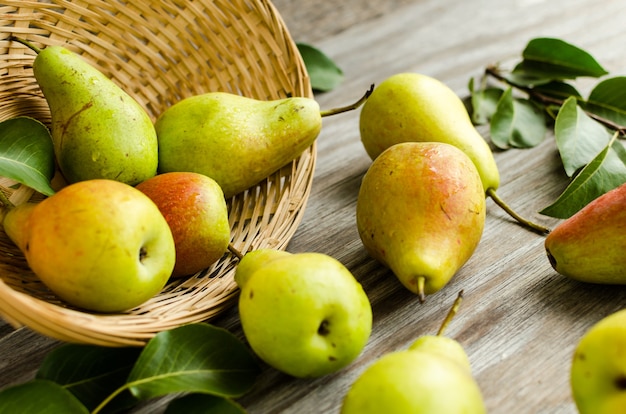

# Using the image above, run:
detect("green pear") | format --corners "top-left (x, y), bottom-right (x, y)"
top-left (359, 72), bottom-right (499, 192)
top-left (545, 182), bottom-right (626, 284)
top-left (155, 87), bottom-right (373, 199)
top-left (14, 38), bottom-right (158, 185)
top-left (571, 308), bottom-right (626, 413)
top-left (356, 141), bottom-right (485, 301)
top-left (341, 292), bottom-right (486, 414)
top-left (2, 179), bottom-right (175, 312)
top-left (235, 249), bottom-right (372, 378)
top-left (359, 72), bottom-right (550, 235)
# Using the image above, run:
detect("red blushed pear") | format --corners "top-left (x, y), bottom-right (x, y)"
top-left (356, 141), bottom-right (486, 301)
top-left (544, 182), bottom-right (626, 284)
top-left (136, 172), bottom-right (231, 278)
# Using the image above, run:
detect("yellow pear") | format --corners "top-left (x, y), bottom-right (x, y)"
top-left (359, 72), bottom-right (549, 234)
top-left (356, 142), bottom-right (485, 300)
top-left (571, 308), bottom-right (626, 413)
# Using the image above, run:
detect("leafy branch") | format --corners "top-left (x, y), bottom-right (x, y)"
top-left (468, 37), bottom-right (626, 219)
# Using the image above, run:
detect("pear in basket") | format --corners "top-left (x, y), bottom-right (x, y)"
top-left (2, 179), bottom-right (175, 313)
top-left (356, 142), bottom-right (486, 302)
top-left (13, 37), bottom-right (158, 186)
top-left (155, 87), bottom-right (373, 198)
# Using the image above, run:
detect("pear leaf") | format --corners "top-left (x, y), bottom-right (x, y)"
top-left (297, 43), bottom-right (343, 92)
top-left (540, 137), bottom-right (626, 218)
top-left (0, 380), bottom-right (88, 414)
top-left (512, 37), bottom-right (608, 81)
top-left (554, 96), bottom-right (612, 177)
top-left (533, 81), bottom-right (582, 101)
top-left (127, 323), bottom-right (261, 400)
top-left (468, 77), bottom-right (503, 125)
top-left (165, 394), bottom-right (247, 414)
top-left (581, 77), bottom-right (626, 127)
top-left (490, 87), bottom-right (547, 149)
top-left (36, 344), bottom-right (142, 412)
top-left (0, 117), bottom-right (56, 196)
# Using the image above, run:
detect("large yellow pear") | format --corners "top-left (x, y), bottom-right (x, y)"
top-left (359, 72), bottom-right (500, 193)
top-left (356, 141), bottom-right (485, 300)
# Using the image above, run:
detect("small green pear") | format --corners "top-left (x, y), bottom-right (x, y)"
top-left (14, 38), bottom-right (158, 185)
top-left (571, 308), bottom-right (626, 413)
top-left (235, 249), bottom-right (372, 378)
top-left (356, 141), bottom-right (485, 301)
top-left (359, 72), bottom-right (550, 235)
top-left (341, 291), bottom-right (486, 414)
top-left (545, 182), bottom-right (626, 284)
top-left (155, 87), bottom-right (372, 199)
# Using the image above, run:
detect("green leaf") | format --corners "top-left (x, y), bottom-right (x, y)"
top-left (297, 43), bottom-right (343, 92)
top-left (533, 81), bottom-right (582, 101)
top-left (468, 77), bottom-right (503, 125)
top-left (513, 37), bottom-right (608, 81)
top-left (540, 136), bottom-right (626, 218)
top-left (581, 76), bottom-right (626, 127)
top-left (36, 344), bottom-right (142, 413)
top-left (127, 323), bottom-right (260, 401)
top-left (0, 380), bottom-right (88, 414)
top-left (490, 87), bottom-right (547, 149)
top-left (165, 394), bottom-right (246, 414)
top-left (0, 117), bottom-right (56, 196)
top-left (554, 96), bottom-right (612, 177)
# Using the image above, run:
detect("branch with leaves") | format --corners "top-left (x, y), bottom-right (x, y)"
top-left (468, 37), bottom-right (626, 219)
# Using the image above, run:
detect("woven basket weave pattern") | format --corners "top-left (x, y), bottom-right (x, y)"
top-left (0, 0), bottom-right (315, 346)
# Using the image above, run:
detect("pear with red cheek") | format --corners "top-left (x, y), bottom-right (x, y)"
top-left (545, 182), bottom-right (626, 284)
top-left (136, 172), bottom-right (231, 278)
top-left (356, 142), bottom-right (486, 301)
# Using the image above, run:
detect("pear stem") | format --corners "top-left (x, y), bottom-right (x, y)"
top-left (228, 243), bottom-right (244, 260)
top-left (319, 84), bottom-right (375, 117)
top-left (417, 276), bottom-right (426, 303)
top-left (486, 187), bottom-right (551, 235)
top-left (437, 290), bottom-right (464, 336)
top-left (10, 36), bottom-right (42, 54)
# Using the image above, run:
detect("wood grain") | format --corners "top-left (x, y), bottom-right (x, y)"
top-left (3, 0), bottom-right (626, 413)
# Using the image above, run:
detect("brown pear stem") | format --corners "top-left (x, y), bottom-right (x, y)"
top-left (228, 243), bottom-right (244, 260)
top-left (10, 36), bottom-right (41, 54)
top-left (486, 188), bottom-right (551, 235)
top-left (417, 276), bottom-right (426, 303)
top-left (319, 84), bottom-right (375, 117)
top-left (437, 290), bottom-right (464, 336)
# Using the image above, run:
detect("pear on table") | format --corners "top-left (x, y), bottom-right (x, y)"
top-left (545, 182), bottom-right (626, 284)
top-left (155, 86), bottom-right (372, 199)
top-left (571, 308), bottom-right (626, 413)
top-left (359, 72), bottom-right (550, 235)
top-left (356, 141), bottom-right (486, 301)
top-left (341, 291), bottom-right (486, 414)
top-left (13, 38), bottom-right (158, 186)
top-left (234, 248), bottom-right (372, 378)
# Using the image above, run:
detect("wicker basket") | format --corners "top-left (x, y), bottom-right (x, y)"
top-left (0, 0), bottom-right (316, 346)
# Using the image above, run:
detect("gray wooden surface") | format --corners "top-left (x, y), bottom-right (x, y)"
top-left (3, 0), bottom-right (626, 413)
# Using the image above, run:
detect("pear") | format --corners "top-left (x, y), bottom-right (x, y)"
top-left (341, 291), bottom-right (486, 414)
top-left (359, 72), bottom-right (550, 234)
top-left (13, 38), bottom-right (158, 186)
top-left (545, 182), bottom-right (626, 284)
top-left (155, 87), bottom-right (372, 199)
top-left (356, 141), bottom-right (485, 301)
top-left (571, 308), bottom-right (626, 413)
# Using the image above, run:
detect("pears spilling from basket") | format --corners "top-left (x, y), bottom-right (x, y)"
top-left (2, 179), bottom-right (176, 313)
top-left (155, 86), bottom-right (373, 198)
top-left (12, 37), bottom-right (158, 186)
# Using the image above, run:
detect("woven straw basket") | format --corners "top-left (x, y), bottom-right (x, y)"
top-left (0, 0), bottom-right (315, 346)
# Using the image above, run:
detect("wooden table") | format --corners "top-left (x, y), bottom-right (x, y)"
top-left (3, 0), bottom-right (626, 412)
